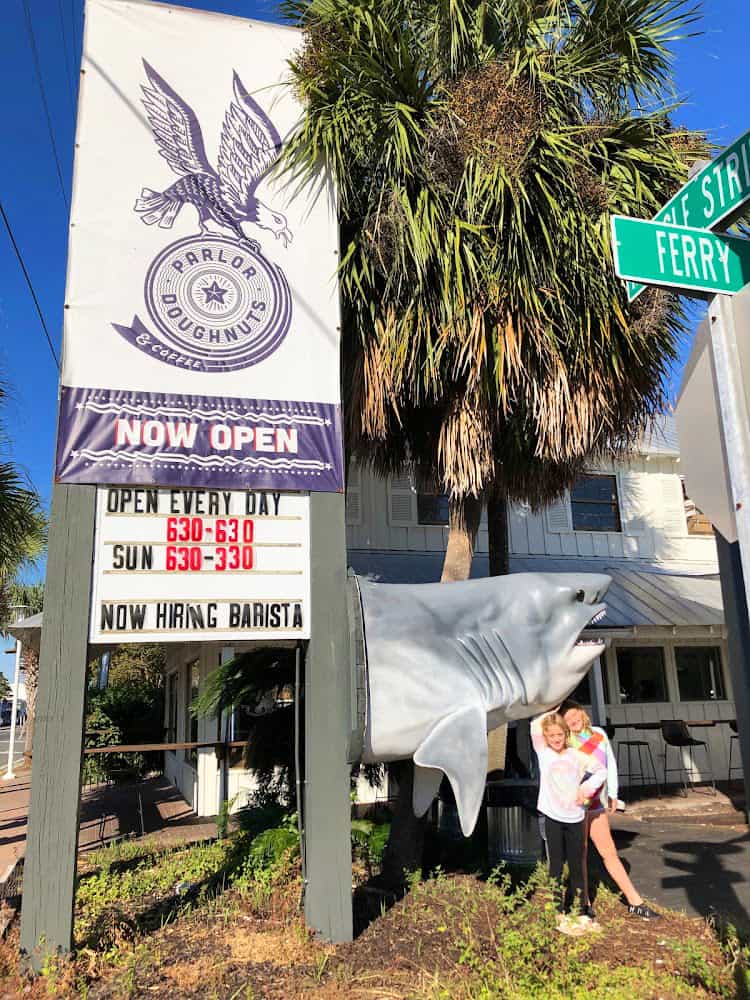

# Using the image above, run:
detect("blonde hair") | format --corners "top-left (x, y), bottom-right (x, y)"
top-left (560, 700), bottom-right (592, 731)
top-left (541, 713), bottom-right (569, 743)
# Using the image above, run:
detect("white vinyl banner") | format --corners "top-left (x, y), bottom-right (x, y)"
top-left (90, 486), bottom-right (311, 642)
top-left (56, 0), bottom-right (343, 493)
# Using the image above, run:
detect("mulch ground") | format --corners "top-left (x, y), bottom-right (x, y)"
top-left (0, 872), bottom-right (740, 999)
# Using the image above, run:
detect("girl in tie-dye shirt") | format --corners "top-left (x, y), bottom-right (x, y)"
top-left (561, 700), bottom-right (661, 921)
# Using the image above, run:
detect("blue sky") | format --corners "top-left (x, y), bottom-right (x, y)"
top-left (1, 0), bottom-right (748, 538)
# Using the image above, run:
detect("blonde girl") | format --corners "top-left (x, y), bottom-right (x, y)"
top-left (531, 711), bottom-right (606, 922)
top-left (560, 700), bottom-right (660, 921)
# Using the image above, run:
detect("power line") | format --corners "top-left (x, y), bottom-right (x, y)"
top-left (21, 0), bottom-right (70, 213)
top-left (69, 0), bottom-right (78, 67)
top-left (57, 0), bottom-right (76, 124)
top-left (0, 199), bottom-right (61, 371)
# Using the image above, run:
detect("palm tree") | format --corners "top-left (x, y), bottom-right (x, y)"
top-left (0, 380), bottom-right (46, 755)
top-left (283, 0), bottom-right (706, 882)
top-left (285, 0), bottom-right (704, 560)
top-left (0, 383), bottom-right (45, 592)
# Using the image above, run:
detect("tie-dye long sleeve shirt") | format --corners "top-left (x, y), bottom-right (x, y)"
top-left (568, 726), bottom-right (619, 812)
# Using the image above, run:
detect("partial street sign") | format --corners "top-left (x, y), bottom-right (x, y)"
top-left (627, 128), bottom-right (750, 302)
top-left (611, 215), bottom-right (750, 297)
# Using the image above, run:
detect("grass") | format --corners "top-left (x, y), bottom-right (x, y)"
top-left (0, 820), bottom-right (747, 998)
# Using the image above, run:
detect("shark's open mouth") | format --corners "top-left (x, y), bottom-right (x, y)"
top-left (575, 606), bottom-right (607, 646)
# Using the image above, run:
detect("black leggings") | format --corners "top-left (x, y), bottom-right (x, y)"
top-left (545, 816), bottom-right (587, 912)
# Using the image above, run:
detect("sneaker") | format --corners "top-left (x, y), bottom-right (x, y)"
top-left (556, 914), bottom-right (588, 937)
top-left (628, 903), bottom-right (661, 920)
top-left (578, 915), bottom-right (602, 933)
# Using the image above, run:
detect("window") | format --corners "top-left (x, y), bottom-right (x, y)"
top-left (570, 661), bottom-right (610, 707)
top-left (616, 647), bottom-right (668, 703)
top-left (166, 672), bottom-right (178, 744)
top-left (570, 474), bottom-right (621, 533)
top-left (185, 659), bottom-right (199, 765)
top-left (675, 646), bottom-right (726, 701)
top-left (417, 492), bottom-right (449, 526)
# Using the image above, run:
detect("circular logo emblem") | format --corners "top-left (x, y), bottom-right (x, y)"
top-left (143, 235), bottom-right (292, 371)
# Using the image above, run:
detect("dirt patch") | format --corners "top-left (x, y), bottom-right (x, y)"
top-left (0, 872), bottom-right (742, 998)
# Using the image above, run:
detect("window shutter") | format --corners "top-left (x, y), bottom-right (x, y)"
top-left (346, 463), bottom-right (363, 526)
top-left (619, 471), bottom-right (646, 537)
top-left (388, 471), bottom-right (416, 525)
top-left (660, 474), bottom-right (687, 536)
top-left (545, 492), bottom-right (572, 533)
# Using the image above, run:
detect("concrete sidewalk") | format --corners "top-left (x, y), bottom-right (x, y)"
top-left (0, 769), bottom-right (30, 881)
top-left (0, 770), bottom-right (220, 887)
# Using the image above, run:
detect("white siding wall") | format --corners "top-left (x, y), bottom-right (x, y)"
top-left (346, 456), bottom-right (718, 568)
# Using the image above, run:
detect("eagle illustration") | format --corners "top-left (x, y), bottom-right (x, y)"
top-left (134, 60), bottom-right (292, 250)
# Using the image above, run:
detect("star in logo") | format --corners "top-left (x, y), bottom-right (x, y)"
top-left (201, 279), bottom-right (229, 305)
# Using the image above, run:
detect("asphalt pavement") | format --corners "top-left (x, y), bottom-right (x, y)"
top-left (600, 813), bottom-right (750, 930)
top-left (0, 726), bottom-right (25, 775)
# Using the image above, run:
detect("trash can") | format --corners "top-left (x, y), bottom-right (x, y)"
top-left (486, 779), bottom-right (543, 865)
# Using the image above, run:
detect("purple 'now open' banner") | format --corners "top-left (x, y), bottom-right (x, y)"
top-left (55, 386), bottom-right (344, 493)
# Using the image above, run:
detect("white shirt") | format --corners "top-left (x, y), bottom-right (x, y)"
top-left (531, 714), bottom-right (607, 824)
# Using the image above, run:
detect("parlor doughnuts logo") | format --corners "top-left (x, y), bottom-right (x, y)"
top-left (113, 61), bottom-right (293, 372)
top-left (141, 235), bottom-right (291, 371)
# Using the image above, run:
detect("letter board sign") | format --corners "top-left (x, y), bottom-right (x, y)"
top-left (56, 0), bottom-right (343, 493)
top-left (89, 486), bottom-right (311, 643)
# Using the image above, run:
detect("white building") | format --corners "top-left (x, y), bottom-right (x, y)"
top-left (162, 416), bottom-right (735, 815)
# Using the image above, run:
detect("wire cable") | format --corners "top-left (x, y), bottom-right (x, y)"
top-left (0, 199), bottom-right (61, 370)
top-left (69, 0), bottom-right (78, 64)
top-left (21, 0), bottom-right (70, 212)
top-left (57, 0), bottom-right (76, 124)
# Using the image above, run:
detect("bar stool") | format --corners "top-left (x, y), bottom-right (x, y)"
top-left (728, 720), bottom-right (742, 785)
top-left (661, 720), bottom-right (716, 795)
top-left (616, 726), bottom-right (661, 796)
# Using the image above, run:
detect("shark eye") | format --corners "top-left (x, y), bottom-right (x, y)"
top-left (575, 589), bottom-right (585, 603)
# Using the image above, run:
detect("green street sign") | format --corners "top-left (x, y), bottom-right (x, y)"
top-left (627, 128), bottom-right (750, 302)
top-left (611, 215), bottom-right (750, 297)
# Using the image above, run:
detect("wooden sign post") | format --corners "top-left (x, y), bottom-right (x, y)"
top-left (304, 492), bottom-right (353, 941)
top-left (20, 484), bottom-right (97, 966)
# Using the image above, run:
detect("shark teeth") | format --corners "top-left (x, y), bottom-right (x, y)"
top-left (588, 609), bottom-right (606, 626)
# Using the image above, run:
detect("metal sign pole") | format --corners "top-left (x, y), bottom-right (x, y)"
top-left (4, 638), bottom-right (23, 781)
top-left (708, 294), bottom-right (750, 612)
top-left (708, 292), bottom-right (750, 810)
top-left (715, 533), bottom-right (750, 813)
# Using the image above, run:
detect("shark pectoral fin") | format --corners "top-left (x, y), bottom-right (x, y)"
top-left (413, 705), bottom-right (488, 838)
top-left (412, 765), bottom-right (443, 818)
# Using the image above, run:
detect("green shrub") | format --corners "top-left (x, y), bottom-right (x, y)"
top-left (351, 818), bottom-right (391, 874)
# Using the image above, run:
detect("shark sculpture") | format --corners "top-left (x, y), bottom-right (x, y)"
top-left (357, 572), bottom-right (611, 836)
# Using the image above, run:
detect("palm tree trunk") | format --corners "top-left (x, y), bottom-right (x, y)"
top-left (381, 494), bottom-right (483, 890)
top-left (23, 647), bottom-right (38, 756)
top-left (487, 492), bottom-right (509, 576)
top-left (440, 495), bottom-right (483, 582)
top-left (379, 760), bottom-right (427, 889)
